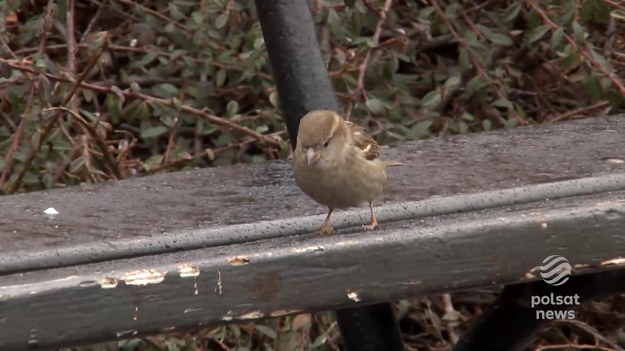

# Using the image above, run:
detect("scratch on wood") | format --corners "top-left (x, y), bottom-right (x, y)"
top-left (133, 306), bottom-right (139, 321)
top-left (601, 257), bottom-right (625, 266)
top-left (99, 277), bottom-right (118, 289)
top-left (227, 255), bottom-right (250, 265)
top-left (216, 269), bottom-right (223, 294)
top-left (122, 269), bottom-right (166, 286)
top-left (79, 280), bottom-right (99, 287)
top-left (294, 245), bottom-right (325, 253)
top-left (178, 264), bottom-right (200, 278)
top-left (347, 290), bottom-right (361, 302)
top-left (184, 307), bottom-right (203, 313)
top-left (116, 329), bottom-right (137, 338)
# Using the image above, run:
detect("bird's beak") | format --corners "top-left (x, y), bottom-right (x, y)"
top-left (305, 148), bottom-right (319, 166)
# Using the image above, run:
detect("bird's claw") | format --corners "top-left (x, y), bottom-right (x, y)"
top-left (318, 224), bottom-right (335, 235)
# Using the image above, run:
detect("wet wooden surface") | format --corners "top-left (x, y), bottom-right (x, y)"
top-left (1, 116), bottom-right (624, 255)
top-left (1, 116), bottom-right (625, 350)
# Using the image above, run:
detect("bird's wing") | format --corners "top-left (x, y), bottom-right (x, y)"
top-left (346, 121), bottom-right (380, 160)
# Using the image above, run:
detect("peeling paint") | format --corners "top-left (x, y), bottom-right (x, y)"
top-left (574, 263), bottom-right (590, 269)
top-left (270, 310), bottom-right (301, 317)
top-left (601, 257), bottom-right (625, 266)
top-left (184, 307), bottom-right (203, 313)
top-left (222, 310), bottom-right (234, 321)
top-left (193, 281), bottom-right (199, 295)
top-left (116, 329), bottom-right (137, 338)
top-left (540, 222), bottom-right (548, 229)
top-left (240, 311), bottom-right (264, 319)
top-left (100, 277), bottom-right (118, 289)
top-left (347, 291), bottom-right (361, 302)
top-left (294, 245), bottom-right (325, 253)
top-left (178, 264), bottom-right (200, 278)
top-left (161, 326), bottom-right (176, 332)
top-left (133, 306), bottom-right (139, 321)
top-left (122, 269), bottom-right (166, 286)
top-left (227, 255), bottom-right (250, 265)
top-left (524, 272), bottom-right (536, 279)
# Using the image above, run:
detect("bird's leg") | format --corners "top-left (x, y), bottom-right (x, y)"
top-left (362, 201), bottom-right (378, 230)
top-left (319, 208), bottom-right (334, 235)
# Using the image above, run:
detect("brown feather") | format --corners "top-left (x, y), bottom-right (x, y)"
top-left (346, 121), bottom-right (380, 160)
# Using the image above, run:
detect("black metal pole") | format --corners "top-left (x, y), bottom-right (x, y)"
top-left (254, 1), bottom-right (403, 350)
top-left (453, 269), bottom-right (625, 351)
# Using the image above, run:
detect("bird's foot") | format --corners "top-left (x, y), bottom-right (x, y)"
top-left (362, 219), bottom-right (378, 231)
top-left (318, 223), bottom-right (335, 235)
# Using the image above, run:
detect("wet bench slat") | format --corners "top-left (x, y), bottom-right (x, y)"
top-left (1, 116), bottom-right (625, 350)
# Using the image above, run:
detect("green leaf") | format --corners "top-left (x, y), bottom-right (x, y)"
top-left (269, 91), bottom-right (280, 108)
top-left (216, 69), bottom-right (227, 87)
top-left (529, 25), bottom-right (550, 44)
top-left (482, 119), bottom-right (492, 131)
top-left (154, 83), bottom-right (179, 97)
top-left (458, 120), bottom-right (469, 134)
top-left (141, 126), bottom-right (169, 139)
top-left (503, 2), bottom-right (522, 23)
top-left (226, 100), bottom-right (239, 117)
top-left (191, 11), bottom-right (203, 25)
top-left (365, 98), bottom-right (386, 114)
top-left (411, 120), bottom-right (432, 138)
top-left (421, 90), bottom-right (441, 109)
top-left (611, 9), bottom-right (625, 21)
top-left (461, 112), bottom-right (475, 121)
top-left (572, 22), bottom-right (587, 42)
top-left (493, 98), bottom-right (513, 109)
top-left (69, 155), bottom-right (88, 173)
top-left (254, 325), bottom-right (277, 339)
top-left (215, 14), bottom-right (228, 29)
top-left (550, 28), bottom-right (564, 49)
top-left (476, 24), bottom-right (512, 46)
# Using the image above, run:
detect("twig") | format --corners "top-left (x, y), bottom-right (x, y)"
top-left (548, 101), bottom-right (611, 123)
top-left (115, 0), bottom-right (193, 33)
top-left (529, 1), bottom-right (625, 98)
top-left (45, 107), bottom-right (122, 179)
top-left (163, 81), bottom-right (187, 164)
top-left (0, 60), bottom-right (282, 148)
top-left (7, 36), bottom-right (109, 193)
top-left (0, 86), bottom-right (36, 190)
top-left (345, 0), bottom-right (393, 121)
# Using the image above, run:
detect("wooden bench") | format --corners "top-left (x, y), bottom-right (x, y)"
top-left (2, 115), bottom-right (625, 350)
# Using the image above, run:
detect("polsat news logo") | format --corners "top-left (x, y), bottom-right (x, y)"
top-left (539, 255), bottom-right (572, 286)
top-left (532, 255), bottom-right (579, 320)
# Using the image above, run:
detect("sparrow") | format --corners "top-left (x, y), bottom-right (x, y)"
top-left (292, 110), bottom-right (397, 234)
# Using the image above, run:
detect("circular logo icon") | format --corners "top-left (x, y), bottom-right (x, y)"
top-left (540, 255), bottom-right (572, 286)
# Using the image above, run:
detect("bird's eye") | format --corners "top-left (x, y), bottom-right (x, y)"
top-left (323, 140), bottom-right (330, 148)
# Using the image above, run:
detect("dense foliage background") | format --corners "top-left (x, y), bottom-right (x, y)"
top-left (1, 0), bottom-right (625, 350)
